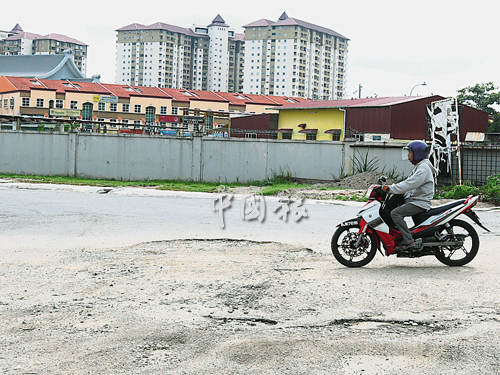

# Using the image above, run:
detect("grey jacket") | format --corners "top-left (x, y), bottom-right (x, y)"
top-left (388, 159), bottom-right (437, 210)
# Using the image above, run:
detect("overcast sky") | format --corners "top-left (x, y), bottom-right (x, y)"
top-left (2, 0), bottom-right (499, 99)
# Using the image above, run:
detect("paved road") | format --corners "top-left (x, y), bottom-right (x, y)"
top-left (1, 181), bottom-right (500, 374)
top-left (1, 181), bottom-right (497, 255)
top-left (0, 182), bottom-right (363, 253)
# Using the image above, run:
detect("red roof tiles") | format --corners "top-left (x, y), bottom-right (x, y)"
top-left (4, 32), bottom-right (86, 45)
top-left (0, 76), bottom-right (313, 108)
top-left (243, 13), bottom-right (349, 40)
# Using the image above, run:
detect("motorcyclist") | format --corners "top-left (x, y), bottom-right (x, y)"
top-left (382, 140), bottom-right (438, 252)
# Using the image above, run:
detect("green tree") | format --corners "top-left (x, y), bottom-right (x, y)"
top-left (490, 113), bottom-right (500, 133)
top-left (457, 82), bottom-right (500, 115)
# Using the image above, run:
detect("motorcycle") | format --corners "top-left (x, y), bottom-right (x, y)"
top-left (331, 176), bottom-right (490, 267)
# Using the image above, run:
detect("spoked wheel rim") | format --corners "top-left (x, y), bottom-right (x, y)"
top-left (435, 219), bottom-right (479, 266)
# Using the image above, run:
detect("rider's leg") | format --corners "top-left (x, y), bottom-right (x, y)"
top-left (391, 203), bottom-right (425, 245)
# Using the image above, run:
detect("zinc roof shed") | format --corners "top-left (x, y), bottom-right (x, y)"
top-left (274, 96), bottom-right (489, 142)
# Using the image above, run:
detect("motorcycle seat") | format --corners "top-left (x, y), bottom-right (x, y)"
top-left (412, 199), bottom-right (466, 225)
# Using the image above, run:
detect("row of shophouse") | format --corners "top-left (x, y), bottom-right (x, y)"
top-left (0, 75), bottom-right (489, 142)
top-left (0, 75), bottom-right (307, 132)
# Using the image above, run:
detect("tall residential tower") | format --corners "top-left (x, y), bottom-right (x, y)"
top-left (243, 12), bottom-right (348, 99)
top-left (115, 13), bottom-right (348, 98)
top-left (0, 24), bottom-right (88, 75)
top-left (115, 15), bottom-right (244, 91)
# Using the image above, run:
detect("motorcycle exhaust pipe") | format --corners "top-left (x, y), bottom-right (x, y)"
top-left (422, 241), bottom-right (463, 247)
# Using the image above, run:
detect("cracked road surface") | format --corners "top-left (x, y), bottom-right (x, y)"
top-left (0, 183), bottom-right (499, 374)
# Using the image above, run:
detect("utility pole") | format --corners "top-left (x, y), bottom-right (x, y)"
top-left (358, 84), bottom-right (362, 99)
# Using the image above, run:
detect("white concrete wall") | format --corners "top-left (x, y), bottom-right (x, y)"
top-left (0, 131), bottom-right (414, 183)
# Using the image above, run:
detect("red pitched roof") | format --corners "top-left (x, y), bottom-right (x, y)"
top-left (115, 23), bottom-right (147, 31)
top-left (39, 33), bottom-right (86, 46)
top-left (213, 92), bottom-right (249, 106)
top-left (116, 22), bottom-right (208, 38)
top-left (243, 19), bottom-right (274, 28)
top-left (1, 76), bottom-right (49, 92)
top-left (3, 32), bottom-right (42, 41)
top-left (4, 32), bottom-right (86, 45)
top-left (0, 76), bottom-right (315, 107)
top-left (243, 13), bottom-right (349, 40)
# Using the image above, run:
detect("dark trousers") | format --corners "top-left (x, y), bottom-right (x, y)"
top-left (390, 203), bottom-right (426, 244)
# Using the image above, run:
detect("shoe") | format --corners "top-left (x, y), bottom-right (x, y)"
top-left (395, 239), bottom-right (422, 252)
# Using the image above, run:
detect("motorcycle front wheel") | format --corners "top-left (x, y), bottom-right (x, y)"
top-left (434, 219), bottom-right (479, 267)
top-left (331, 224), bottom-right (377, 267)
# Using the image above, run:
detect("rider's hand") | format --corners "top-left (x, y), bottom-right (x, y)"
top-left (381, 186), bottom-right (390, 192)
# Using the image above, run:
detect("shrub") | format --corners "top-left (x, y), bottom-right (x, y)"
top-left (441, 181), bottom-right (479, 199)
top-left (482, 173), bottom-right (500, 199)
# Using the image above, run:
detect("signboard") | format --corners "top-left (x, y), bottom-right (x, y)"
top-left (99, 95), bottom-right (119, 104)
top-left (183, 116), bottom-right (205, 125)
top-left (49, 109), bottom-right (81, 117)
top-left (93, 95), bottom-right (101, 102)
top-left (159, 115), bottom-right (181, 123)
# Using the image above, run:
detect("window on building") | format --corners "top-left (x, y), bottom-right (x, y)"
top-left (134, 104), bottom-right (142, 113)
top-left (98, 102), bottom-right (106, 111)
top-left (306, 133), bottom-right (317, 141)
top-left (160, 106), bottom-right (168, 115)
top-left (145, 106), bottom-right (156, 125)
top-left (353, 134), bottom-right (364, 142)
top-left (281, 132), bottom-right (292, 140)
top-left (82, 102), bottom-right (93, 121)
top-left (36, 98), bottom-right (44, 108)
top-left (21, 98), bottom-right (30, 107)
top-left (122, 104), bottom-right (130, 112)
top-left (56, 99), bottom-right (64, 109)
top-left (70, 101), bottom-right (78, 110)
top-left (172, 106), bottom-right (178, 115)
top-left (331, 131), bottom-right (341, 141)
top-left (3, 99), bottom-right (8, 108)
top-left (110, 103), bottom-right (117, 112)
top-left (245, 133), bottom-right (257, 139)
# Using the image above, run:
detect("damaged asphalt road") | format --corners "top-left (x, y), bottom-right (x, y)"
top-left (0, 183), bottom-right (499, 374)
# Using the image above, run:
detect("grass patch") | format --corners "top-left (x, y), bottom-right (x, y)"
top-left (333, 194), bottom-right (367, 202)
top-left (0, 174), bottom-right (308, 195)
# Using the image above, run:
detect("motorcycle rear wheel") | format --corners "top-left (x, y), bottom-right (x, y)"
top-left (434, 219), bottom-right (479, 266)
top-left (331, 224), bottom-right (377, 267)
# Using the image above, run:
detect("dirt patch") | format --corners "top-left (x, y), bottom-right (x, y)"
top-left (1, 239), bottom-right (499, 374)
top-left (227, 171), bottom-right (495, 208)
top-left (226, 171), bottom-right (393, 200)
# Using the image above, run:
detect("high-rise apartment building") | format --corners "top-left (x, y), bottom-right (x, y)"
top-left (0, 24), bottom-right (88, 75)
top-left (115, 15), bottom-right (245, 92)
top-left (115, 13), bottom-right (348, 99)
top-left (243, 12), bottom-right (349, 99)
